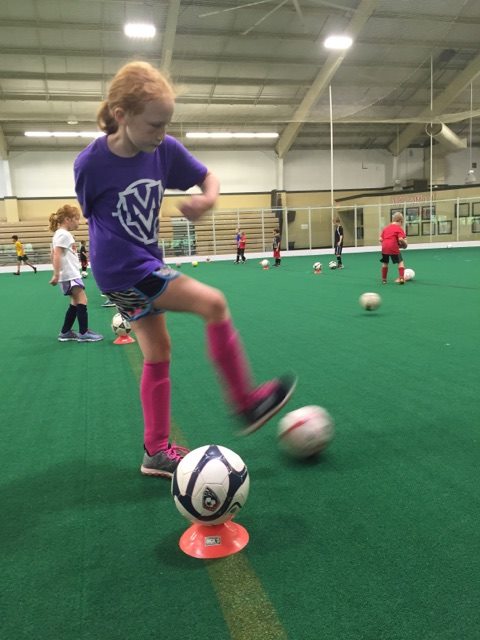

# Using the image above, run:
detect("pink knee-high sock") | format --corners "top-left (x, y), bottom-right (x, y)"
top-left (140, 361), bottom-right (171, 455)
top-left (207, 319), bottom-right (253, 412)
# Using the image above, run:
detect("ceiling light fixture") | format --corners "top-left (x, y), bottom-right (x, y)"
top-left (25, 131), bottom-right (104, 139)
top-left (186, 132), bottom-right (279, 139)
top-left (124, 22), bottom-right (156, 39)
top-left (324, 35), bottom-right (353, 50)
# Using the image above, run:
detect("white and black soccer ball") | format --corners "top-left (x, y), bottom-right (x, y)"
top-left (404, 268), bottom-right (415, 281)
top-left (111, 312), bottom-right (131, 337)
top-left (328, 261), bottom-right (337, 270)
top-left (261, 259), bottom-right (270, 268)
top-left (313, 261), bottom-right (322, 272)
top-left (81, 270), bottom-right (88, 278)
top-left (172, 445), bottom-right (250, 525)
top-left (278, 406), bottom-right (334, 458)
top-left (359, 292), bottom-right (381, 311)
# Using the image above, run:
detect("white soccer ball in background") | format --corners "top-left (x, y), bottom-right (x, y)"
top-left (313, 261), bottom-right (322, 271)
top-left (172, 445), bottom-right (250, 525)
top-left (278, 406), bottom-right (334, 458)
top-left (111, 312), bottom-right (131, 337)
top-left (81, 270), bottom-right (88, 277)
top-left (261, 259), bottom-right (270, 268)
top-left (359, 292), bottom-right (381, 311)
top-left (404, 268), bottom-right (415, 281)
top-left (328, 261), bottom-right (337, 270)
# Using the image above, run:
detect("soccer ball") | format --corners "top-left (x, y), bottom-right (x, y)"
top-left (81, 270), bottom-right (88, 277)
top-left (192, 261), bottom-right (198, 267)
top-left (111, 312), bottom-right (132, 337)
top-left (278, 406), bottom-right (334, 458)
top-left (313, 261), bottom-right (322, 272)
top-left (328, 261), bottom-right (337, 270)
top-left (261, 259), bottom-right (269, 268)
top-left (404, 268), bottom-right (415, 281)
top-left (172, 445), bottom-right (250, 525)
top-left (359, 292), bottom-right (381, 311)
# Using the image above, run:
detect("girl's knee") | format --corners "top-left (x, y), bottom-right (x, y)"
top-left (208, 289), bottom-right (228, 320)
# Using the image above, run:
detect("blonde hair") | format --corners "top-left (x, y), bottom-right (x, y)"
top-left (392, 212), bottom-right (404, 223)
top-left (49, 204), bottom-right (80, 232)
top-left (97, 61), bottom-right (176, 134)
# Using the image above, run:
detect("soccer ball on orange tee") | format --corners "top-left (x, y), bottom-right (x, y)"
top-left (111, 312), bottom-right (132, 337)
top-left (172, 445), bottom-right (250, 525)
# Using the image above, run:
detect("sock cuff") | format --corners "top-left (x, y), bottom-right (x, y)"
top-left (143, 361), bottom-right (170, 376)
top-left (207, 317), bottom-right (235, 338)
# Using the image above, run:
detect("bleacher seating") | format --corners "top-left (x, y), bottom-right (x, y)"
top-left (0, 220), bottom-right (89, 265)
top-left (0, 208), bottom-right (280, 265)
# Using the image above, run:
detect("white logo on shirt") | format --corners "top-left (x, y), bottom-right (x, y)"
top-left (113, 179), bottom-right (164, 244)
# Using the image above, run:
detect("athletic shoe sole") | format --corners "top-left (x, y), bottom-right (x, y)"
top-left (140, 465), bottom-right (175, 479)
top-left (240, 375), bottom-right (298, 436)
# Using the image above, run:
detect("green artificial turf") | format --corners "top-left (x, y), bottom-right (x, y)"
top-left (1, 247), bottom-right (479, 640)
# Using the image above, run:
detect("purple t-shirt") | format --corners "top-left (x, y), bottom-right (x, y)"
top-left (74, 134), bottom-right (207, 291)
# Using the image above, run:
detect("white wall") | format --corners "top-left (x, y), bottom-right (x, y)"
top-left (0, 145), bottom-right (461, 199)
top-left (8, 151), bottom-right (77, 197)
top-left (444, 148), bottom-right (480, 185)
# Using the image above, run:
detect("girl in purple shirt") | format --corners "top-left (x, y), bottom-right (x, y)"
top-left (74, 61), bottom-right (295, 478)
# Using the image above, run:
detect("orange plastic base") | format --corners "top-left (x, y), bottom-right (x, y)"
top-left (113, 334), bottom-right (135, 345)
top-left (262, 266), bottom-right (269, 270)
top-left (179, 520), bottom-right (249, 559)
top-left (314, 269), bottom-right (322, 275)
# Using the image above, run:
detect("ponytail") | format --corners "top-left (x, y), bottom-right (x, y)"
top-left (97, 100), bottom-right (118, 135)
top-left (49, 205), bottom-right (80, 232)
top-left (49, 212), bottom-right (59, 232)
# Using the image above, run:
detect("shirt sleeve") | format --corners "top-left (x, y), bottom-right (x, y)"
top-left (163, 136), bottom-right (209, 191)
top-left (74, 154), bottom-right (93, 218)
top-left (53, 229), bottom-right (72, 249)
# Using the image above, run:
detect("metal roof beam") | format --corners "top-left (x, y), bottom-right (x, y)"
top-left (388, 52), bottom-right (480, 154)
top-left (275, 0), bottom-right (379, 158)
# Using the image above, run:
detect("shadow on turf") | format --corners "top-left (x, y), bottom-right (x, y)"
top-left (0, 461), bottom-right (173, 551)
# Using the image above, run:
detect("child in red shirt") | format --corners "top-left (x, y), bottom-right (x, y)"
top-left (273, 228), bottom-right (281, 267)
top-left (235, 231), bottom-right (246, 263)
top-left (380, 212), bottom-right (407, 284)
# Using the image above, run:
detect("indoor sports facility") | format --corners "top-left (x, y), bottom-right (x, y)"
top-left (1, 2), bottom-right (480, 640)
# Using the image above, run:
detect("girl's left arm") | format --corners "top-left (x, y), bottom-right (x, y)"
top-left (179, 171), bottom-right (220, 221)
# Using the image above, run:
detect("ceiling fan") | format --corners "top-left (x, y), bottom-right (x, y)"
top-left (199, 0), bottom-right (355, 36)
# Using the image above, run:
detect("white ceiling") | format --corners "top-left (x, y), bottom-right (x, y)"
top-left (1, 0), bottom-right (480, 155)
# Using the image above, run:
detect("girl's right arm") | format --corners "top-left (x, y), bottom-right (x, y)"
top-left (49, 246), bottom-right (63, 285)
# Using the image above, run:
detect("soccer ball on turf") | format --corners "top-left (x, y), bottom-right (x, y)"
top-left (404, 268), bottom-right (415, 281)
top-left (328, 261), bottom-right (337, 270)
top-left (81, 270), bottom-right (88, 278)
top-left (313, 261), bottom-right (322, 272)
top-left (172, 445), bottom-right (250, 525)
top-left (111, 312), bottom-right (132, 337)
top-left (261, 259), bottom-right (270, 268)
top-left (359, 292), bottom-right (381, 311)
top-left (192, 261), bottom-right (199, 267)
top-left (278, 406), bottom-right (334, 458)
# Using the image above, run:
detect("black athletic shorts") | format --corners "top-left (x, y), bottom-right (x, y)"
top-left (380, 253), bottom-right (402, 264)
top-left (104, 266), bottom-right (181, 321)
